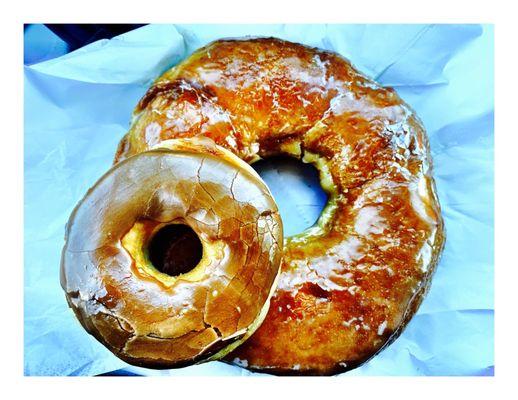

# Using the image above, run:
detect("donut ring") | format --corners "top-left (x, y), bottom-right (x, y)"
top-left (61, 138), bottom-right (283, 368)
top-left (116, 37), bottom-right (445, 375)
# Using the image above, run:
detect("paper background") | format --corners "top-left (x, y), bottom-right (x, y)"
top-left (24, 24), bottom-right (494, 376)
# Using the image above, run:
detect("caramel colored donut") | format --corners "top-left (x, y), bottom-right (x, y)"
top-left (116, 38), bottom-right (445, 375)
top-left (61, 138), bottom-right (283, 368)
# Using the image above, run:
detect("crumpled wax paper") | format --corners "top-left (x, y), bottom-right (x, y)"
top-left (24, 24), bottom-right (494, 376)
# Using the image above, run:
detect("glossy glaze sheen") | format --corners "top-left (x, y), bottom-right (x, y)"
top-left (116, 38), bottom-right (445, 375)
top-left (61, 139), bottom-right (283, 368)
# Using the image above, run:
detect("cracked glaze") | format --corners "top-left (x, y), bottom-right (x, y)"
top-left (115, 38), bottom-right (445, 375)
top-left (61, 139), bottom-right (283, 368)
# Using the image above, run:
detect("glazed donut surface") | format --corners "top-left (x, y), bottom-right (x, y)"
top-left (116, 37), bottom-right (445, 375)
top-left (61, 138), bottom-right (283, 368)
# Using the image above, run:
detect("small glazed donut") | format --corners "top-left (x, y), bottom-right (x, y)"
top-left (61, 138), bottom-right (283, 368)
top-left (116, 37), bottom-right (445, 375)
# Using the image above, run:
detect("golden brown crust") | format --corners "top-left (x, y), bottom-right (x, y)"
top-left (61, 138), bottom-right (283, 368)
top-left (116, 37), bottom-right (445, 375)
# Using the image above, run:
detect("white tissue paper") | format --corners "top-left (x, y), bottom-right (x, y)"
top-left (24, 24), bottom-right (494, 376)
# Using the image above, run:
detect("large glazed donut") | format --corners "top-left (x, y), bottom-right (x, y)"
top-left (61, 138), bottom-right (283, 368)
top-left (116, 38), bottom-right (445, 375)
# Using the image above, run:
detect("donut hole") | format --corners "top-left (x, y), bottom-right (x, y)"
top-left (252, 157), bottom-right (327, 236)
top-left (147, 224), bottom-right (203, 277)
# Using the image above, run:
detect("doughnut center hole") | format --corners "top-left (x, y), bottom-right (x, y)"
top-left (252, 157), bottom-right (327, 236)
top-left (148, 224), bottom-right (202, 277)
